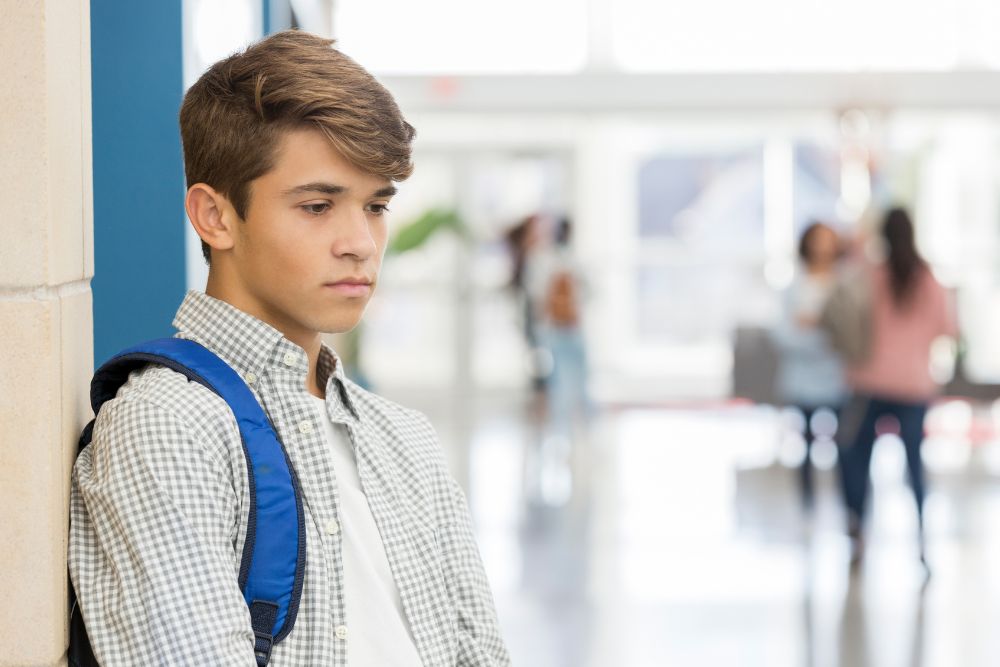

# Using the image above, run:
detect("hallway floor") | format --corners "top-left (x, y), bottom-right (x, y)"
top-left (422, 398), bottom-right (1000, 667)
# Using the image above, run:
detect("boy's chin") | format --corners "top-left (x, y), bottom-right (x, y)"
top-left (316, 314), bottom-right (364, 335)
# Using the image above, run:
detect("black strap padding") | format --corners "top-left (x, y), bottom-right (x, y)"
top-left (250, 600), bottom-right (280, 666)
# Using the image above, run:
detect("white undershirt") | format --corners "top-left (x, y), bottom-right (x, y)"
top-left (307, 395), bottom-right (423, 666)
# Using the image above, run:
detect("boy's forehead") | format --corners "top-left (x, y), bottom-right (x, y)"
top-left (273, 126), bottom-right (341, 162)
top-left (268, 127), bottom-right (392, 189)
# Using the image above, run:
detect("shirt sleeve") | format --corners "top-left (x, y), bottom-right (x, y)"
top-left (435, 477), bottom-right (511, 666)
top-left (69, 393), bottom-right (257, 666)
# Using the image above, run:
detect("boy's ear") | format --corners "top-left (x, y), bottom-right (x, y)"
top-left (186, 184), bottom-right (238, 255)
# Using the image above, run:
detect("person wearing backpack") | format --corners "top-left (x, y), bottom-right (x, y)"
top-left (69, 31), bottom-right (509, 666)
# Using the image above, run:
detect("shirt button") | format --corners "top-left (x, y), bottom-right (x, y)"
top-left (325, 520), bottom-right (340, 536)
top-left (298, 420), bottom-right (313, 435)
top-left (283, 352), bottom-right (298, 367)
top-left (244, 372), bottom-right (257, 385)
top-left (335, 624), bottom-right (348, 640)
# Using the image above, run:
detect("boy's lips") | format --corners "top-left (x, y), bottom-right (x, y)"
top-left (324, 278), bottom-right (373, 296)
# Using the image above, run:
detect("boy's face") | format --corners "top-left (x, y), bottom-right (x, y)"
top-left (221, 126), bottom-right (395, 340)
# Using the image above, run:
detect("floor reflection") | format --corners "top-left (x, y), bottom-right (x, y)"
top-left (407, 394), bottom-right (1000, 666)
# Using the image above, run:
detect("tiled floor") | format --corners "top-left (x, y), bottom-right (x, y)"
top-left (410, 395), bottom-right (1000, 667)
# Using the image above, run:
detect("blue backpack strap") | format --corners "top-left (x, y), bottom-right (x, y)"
top-left (87, 338), bottom-right (306, 665)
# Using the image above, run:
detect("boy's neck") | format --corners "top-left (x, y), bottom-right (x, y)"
top-left (300, 338), bottom-right (326, 400)
top-left (205, 277), bottom-right (326, 400)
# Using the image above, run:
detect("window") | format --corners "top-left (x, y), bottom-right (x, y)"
top-left (334, 0), bottom-right (587, 74)
top-left (613, 0), bottom-right (1000, 72)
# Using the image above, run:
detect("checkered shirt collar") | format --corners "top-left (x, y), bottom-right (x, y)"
top-left (172, 290), bottom-right (357, 418)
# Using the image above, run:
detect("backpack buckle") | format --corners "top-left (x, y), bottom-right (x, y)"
top-left (253, 630), bottom-right (274, 666)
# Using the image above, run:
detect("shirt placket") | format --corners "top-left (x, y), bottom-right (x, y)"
top-left (260, 356), bottom-right (349, 663)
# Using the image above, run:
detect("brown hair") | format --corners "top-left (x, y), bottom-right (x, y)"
top-left (180, 30), bottom-right (416, 263)
top-left (797, 220), bottom-right (838, 264)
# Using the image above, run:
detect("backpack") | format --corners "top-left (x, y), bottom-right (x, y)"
top-left (69, 338), bottom-right (306, 667)
top-left (819, 267), bottom-right (872, 365)
top-left (544, 270), bottom-right (580, 327)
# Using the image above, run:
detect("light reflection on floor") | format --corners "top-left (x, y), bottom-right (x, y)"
top-left (441, 398), bottom-right (1000, 667)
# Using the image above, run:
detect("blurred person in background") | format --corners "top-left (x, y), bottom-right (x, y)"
top-left (773, 221), bottom-right (847, 510)
top-left (505, 214), bottom-right (548, 398)
top-left (526, 217), bottom-right (592, 442)
top-left (837, 207), bottom-right (957, 567)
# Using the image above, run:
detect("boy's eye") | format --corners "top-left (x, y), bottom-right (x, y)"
top-left (368, 203), bottom-right (391, 216)
top-left (302, 203), bottom-right (330, 215)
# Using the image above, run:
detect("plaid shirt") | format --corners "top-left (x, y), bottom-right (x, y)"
top-left (70, 291), bottom-right (509, 666)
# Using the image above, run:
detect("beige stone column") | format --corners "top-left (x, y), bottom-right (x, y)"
top-left (0, 1), bottom-right (93, 665)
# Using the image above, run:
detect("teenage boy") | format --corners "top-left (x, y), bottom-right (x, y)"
top-left (70, 30), bottom-right (510, 666)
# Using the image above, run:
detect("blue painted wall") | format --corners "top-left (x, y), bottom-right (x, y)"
top-left (91, 0), bottom-right (186, 365)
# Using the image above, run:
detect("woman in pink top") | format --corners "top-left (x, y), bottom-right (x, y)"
top-left (840, 207), bottom-right (957, 567)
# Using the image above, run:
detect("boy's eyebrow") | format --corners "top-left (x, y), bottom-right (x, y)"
top-left (282, 182), bottom-right (398, 198)
top-left (282, 182), bottom-right (346, 197)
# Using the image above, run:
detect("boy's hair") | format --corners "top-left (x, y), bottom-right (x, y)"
top-left (180, 30), bottom-right (416, 263)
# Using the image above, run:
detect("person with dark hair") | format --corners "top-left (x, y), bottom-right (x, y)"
top-left (505, 214), bottom-right (547, 394)
top-left (69, 30), bottom-right (509, 665)
top-left (774, 221), bottom-right (846, 509)
top-left (838, 206), bottom-right (957, 567)
top-left (533, 217), bottom-right (590, 440)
